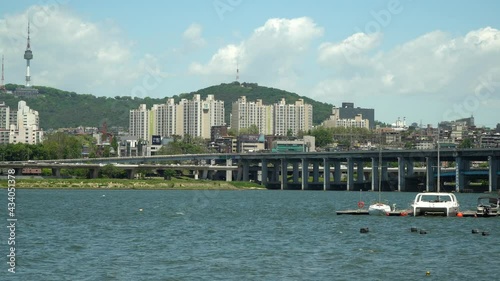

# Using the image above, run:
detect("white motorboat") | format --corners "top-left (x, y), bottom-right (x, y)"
top-left (412, 192), bottom-right (460, 216)
top-left (412, 139), bottom-right (460, 217)
top-left (476, 196), bottom-right (499, 217)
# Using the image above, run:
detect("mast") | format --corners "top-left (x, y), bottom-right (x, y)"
top-left (0, 55), bottom-right (4, 91)
top-left (378, 133), bottom-right (382, 200)
top-left (437, 138), bottom-right (440, 192)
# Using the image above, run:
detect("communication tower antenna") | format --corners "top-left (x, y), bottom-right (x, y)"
top-left (24, 21), bottom-right (33, 87)
top-left (236, 59), bottom-right (239, 82)
top-left (0, 55), bottom-right (4, 91)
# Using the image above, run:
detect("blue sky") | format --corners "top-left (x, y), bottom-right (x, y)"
top-left (1, 0), bottom-right (500, 127)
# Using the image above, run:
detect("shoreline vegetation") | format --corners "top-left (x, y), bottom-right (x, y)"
top-left (0, 177), bottom-right (266, 190)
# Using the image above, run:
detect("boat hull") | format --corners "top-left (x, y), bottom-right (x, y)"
top-left (412, 192), bottom-right (460, 217)
top-left (368, 203), bottom-right (392, 216)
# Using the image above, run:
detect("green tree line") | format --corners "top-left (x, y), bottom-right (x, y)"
top-left (2, 81), bottom-right (333, 129)
top-left (0, 132), bottom-right (117, 161)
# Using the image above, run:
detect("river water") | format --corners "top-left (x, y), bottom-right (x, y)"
top-left (2, 189), bottom-right (499, 280)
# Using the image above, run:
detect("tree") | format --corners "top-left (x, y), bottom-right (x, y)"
top-left (309, 126), bottom-right (333, 148)
top-left (99, 164), bottom-right (126, 178)
top-left (458, 138), bottom-right (474, 149)
top-left (42, 132), bottom-right (82, 159)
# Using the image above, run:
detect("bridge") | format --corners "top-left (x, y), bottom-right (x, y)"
top-left (1, 148), bottom-right (499, 192)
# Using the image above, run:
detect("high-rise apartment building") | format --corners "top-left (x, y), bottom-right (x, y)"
top-left (273, 98), bottom-right (313, 136)
top-left (129, 104), bottom-right (149, 141)
top-left (0, 101), bottom-right (43, 144)
top-left (201, 95), bottom-right (225, 139)
top-left (150, 98), bottom-right (176, 138)
top-left (129, 95), bottom-right (225, 142)
top-left (231, 96), bottom-right (274, 135)
top-left (232, 97), bottom-right (312, 136)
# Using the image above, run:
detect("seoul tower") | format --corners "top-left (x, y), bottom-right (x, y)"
top-left (24, 22), bottom-right (33, 87)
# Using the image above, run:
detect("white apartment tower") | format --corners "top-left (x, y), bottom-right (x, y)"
top-left (273, 98), bottom-right (313, 136)
top-left (180, 94), bottom-right (225, 139)
top-left (150, 98), bottom-right (177, 138)
top-left (129, 104), bottom-right (149, 140)
top-left (3, 101), bottom-right (44, 144)
top-left (231, 96), bottom-right (273, 135)
top-left (201, 95), bottom-right (225, 139)
top-left (129, 95), bottom-right (225, 141)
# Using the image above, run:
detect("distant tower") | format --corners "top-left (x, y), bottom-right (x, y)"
top-left (236, 59), bottom-right (239, 82)
top-left (0, 55), bottom-right (5, 91)
top-left (24, 22), bottom-right (33, 87)
top-left (13, 22), bottom-right (39, 97)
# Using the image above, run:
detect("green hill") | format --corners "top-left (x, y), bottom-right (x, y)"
top-left (1, 82), bottom-right (333, 130)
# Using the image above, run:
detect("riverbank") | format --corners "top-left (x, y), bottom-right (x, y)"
top-left (0, 177), bottom-right (266, 190)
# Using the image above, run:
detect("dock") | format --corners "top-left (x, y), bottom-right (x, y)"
top-left (336, 209), bottom-right (412, 216)
top-left (336, 209), bottom-right (369, 215)
top-left (460, 210), bottom-right (498, 217)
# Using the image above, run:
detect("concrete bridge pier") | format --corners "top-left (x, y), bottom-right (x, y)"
top-left (52, 168), bottom-right (61, 178)
top-left (371, 157), bottom-right (379, 192)
top-left (271, 160), bottom-right (280, 186)
top-left (346, 158), bottom-right (354, 191)
top-left (333, 161), bottom-right (341, 184)
top-left (261, 159), bottom-right (268, 186)
top-left (301, 158), bottom-right (309, 190)
top-left (226, 159), bottom-right (232, 182)
top-left (356, 160), bottom-right (364, 184)
top-left (323, 158), bottom-right (330, 191)
top-left (426, 157), bottom-right (436, 192)
top-left (312, 161), bottom-right (320, 183)
top-left (241, 160), bottom-right (250, 182)
top-left (292, 161), bottom-right (300, 184)
top-left (281, 159), bottom-right (288, 190)
top-left (88, 168), bottom-right (99, 179)
top-left (406, 159), bottom-right (414, 176)
top-left (398, 157), bottom-right (406, 192)
top-left (489, 156), bottom-right (499, 192)
top-left (126, 169), bottom-right (136, 179)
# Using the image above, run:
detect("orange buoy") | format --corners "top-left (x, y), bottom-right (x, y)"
top-left (400, 211), bottom-right (408, 216)
top-left (357, 201), bottom-right (365, 208)
top-left (457, 212), bottom-right (463, 217)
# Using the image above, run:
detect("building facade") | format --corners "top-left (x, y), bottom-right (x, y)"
top-left (322, 106), bottom-right (370, 129)
top-left (129, 95), bottom-right (225, 142)
top-left (273, 98), bottom-right (313, 136)
top-left (337, 102), bottom-right (374, 129)
top-left (231, 96), bottom-right (312, 136)
top-left (231, 96), bottom-right (274, 135)
top-left (129, 104), bottom-right (149, 141)
top-left (0, 100), bottom-right (43, 144)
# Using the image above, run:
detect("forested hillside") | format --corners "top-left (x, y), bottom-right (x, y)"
top-left (1, 82), bottom-right (333, 129)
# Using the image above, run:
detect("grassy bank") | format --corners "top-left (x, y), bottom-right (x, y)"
top-left (0, 177), bottom-right (266, 190)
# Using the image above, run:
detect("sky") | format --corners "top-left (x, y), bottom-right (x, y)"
top-left (1, 0), bottom-right (499, 127)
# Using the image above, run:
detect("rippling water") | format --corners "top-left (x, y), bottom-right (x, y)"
top-left (2, 189), bottom-right (499, 280)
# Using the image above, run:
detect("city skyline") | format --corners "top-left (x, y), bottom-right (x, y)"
top-left (1, 0), bottom-right (499, 127)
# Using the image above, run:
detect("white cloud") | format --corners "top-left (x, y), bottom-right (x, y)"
top-left (313, 27), bottom-right (500, 102)
top-left (182, 23), bottom-right (206, 52)
top-left (0, 5), bottom-right (166, 97)
top-left (318, 32), bottom-right (382, 65)
top-left (189, 17), bottom-right (324, 89)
